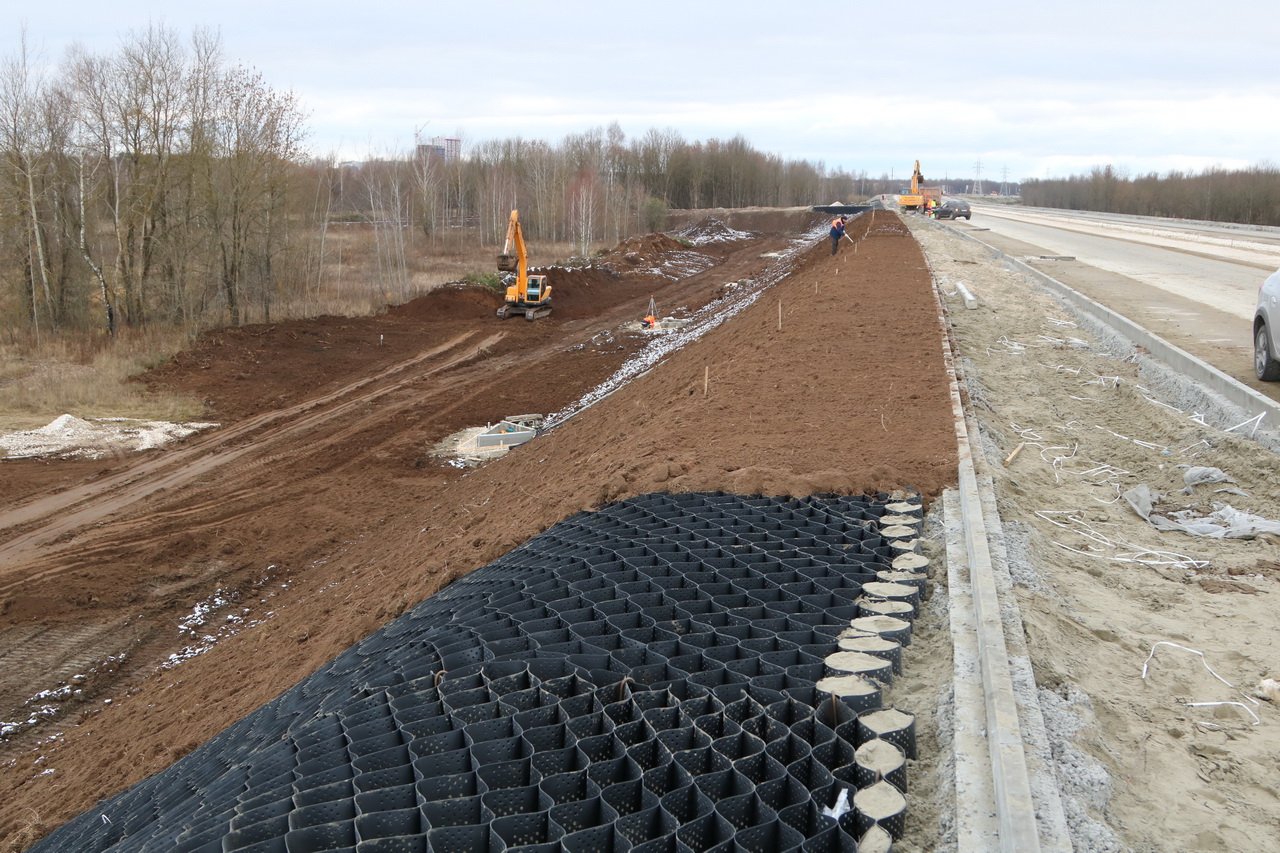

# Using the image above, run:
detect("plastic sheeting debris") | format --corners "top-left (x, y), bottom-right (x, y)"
top-left (821, 787), bottom-right (852, 819)
top-left (1182, 466), bottom-right (1234, 490)
top-left (1124, 485), bottom-right (1280, 539)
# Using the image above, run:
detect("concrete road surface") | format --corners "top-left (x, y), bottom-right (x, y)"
top-left (948, 204), bottom-right (1280, 400)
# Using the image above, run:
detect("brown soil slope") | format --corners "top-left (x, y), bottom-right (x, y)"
top-left (0, 210), bottom-right (957, 848)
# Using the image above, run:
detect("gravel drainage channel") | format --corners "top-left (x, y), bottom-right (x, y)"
top-left (34, 491), bottom-right (934, 853)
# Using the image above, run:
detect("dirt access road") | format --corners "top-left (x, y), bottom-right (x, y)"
top-left (0, 209), bottom-right (959, 849)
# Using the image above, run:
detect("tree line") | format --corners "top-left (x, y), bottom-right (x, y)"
top-left (350, 128), bottom-right (861, 257)
top-left (1, 26), bottom-right (864, 339)
top-left (2, 26), bottom-right (306, 339)
top-left (1021, 165), bottom-right (1280, 226)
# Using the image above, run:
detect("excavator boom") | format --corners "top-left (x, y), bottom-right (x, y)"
top-left (497, 211), bottom-right (520, 273)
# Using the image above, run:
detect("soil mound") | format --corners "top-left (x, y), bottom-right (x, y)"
top-left (593, 234), bottom-right (715, 281)
top-left (597, 233), bottom-right (701, 274)
top-left (538, 266), bottom-right (627, 319)
top-left (535, 233), bottom-right (722, 320)
top-left (384, 283), bottom-right (503, 322)
top-left (144, 284), bottom-right (505, 420)
top-left (613, 232), bottom-right (690, 260)
top-left (676, 216), bottom-right (755, 245)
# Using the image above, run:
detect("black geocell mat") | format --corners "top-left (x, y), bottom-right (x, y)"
top-left (35, 492), bottom-right (918, 853)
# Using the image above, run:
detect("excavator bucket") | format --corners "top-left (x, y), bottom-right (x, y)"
top-left (496, 253), bottom-right (517, 273)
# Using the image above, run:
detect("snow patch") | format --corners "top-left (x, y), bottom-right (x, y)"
top-left (162, 568), bottom-right (283, 670)
top-left (675, 218), bottom-right (756, 245)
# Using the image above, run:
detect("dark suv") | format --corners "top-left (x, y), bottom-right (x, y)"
top-left (935, 199), bottom-right (971, 220)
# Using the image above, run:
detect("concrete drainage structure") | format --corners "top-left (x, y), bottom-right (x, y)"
top-left (475, 420), bottom-right (539, 451)
top-left (36, 491), bottom-right (933, 853)
top-left (436, 415), bottom-right (544, 465)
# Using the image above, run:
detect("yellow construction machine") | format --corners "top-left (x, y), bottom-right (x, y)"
top-left (898, 160), bottom-right (925, 211)
top-left (897, 160), bottom-right (941, 212)
top-left (495, 209), bottom-right (552, 320)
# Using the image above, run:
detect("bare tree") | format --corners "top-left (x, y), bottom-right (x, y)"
top-left (568, 168), bottom-right (597, 258)
top-left (0, 30), bottom-right (55, 338)
top-left (362, 157), bottom-right (413, 303)
top-left (4, 21), bottom-right (890, 340)
top-left (75, 149), bottom-right (115, 334)
top-left (1023, 166), bottom-right (1280, 226)
top-left (201, 64), bottom-right (305, 324)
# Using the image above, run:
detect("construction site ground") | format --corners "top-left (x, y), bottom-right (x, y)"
top-left (2, 208), bottom-right (1279, 852)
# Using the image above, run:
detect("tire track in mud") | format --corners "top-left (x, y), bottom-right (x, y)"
top-left (0, 331), bottom-right (501, 575)
top-left (0, 319), bottom-right (629, 597)
top-left (0, 343), bottom-right (539, 587)
top-left (0, 305), bottom-right (655, 725)
top-left (0, 623), bottom-right (130, 718)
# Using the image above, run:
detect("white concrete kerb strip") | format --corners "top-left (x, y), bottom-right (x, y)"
top-left (926, 241), bottom-right (1069, 852)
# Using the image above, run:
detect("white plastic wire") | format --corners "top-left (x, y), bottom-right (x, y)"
top-left (1141, 641), bottom-right (1234, 688)
top-left (1223, 412), bottom-right (1265, 437)
top-left (1141, 642), bottom-right (1263, 726)
top-left (1037, 511), bottom-right (1209, 569)
top-left (1185, 701), bottom-right (1261, 726)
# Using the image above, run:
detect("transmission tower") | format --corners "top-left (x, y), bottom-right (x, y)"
top-left (973, 159), bottom-right (984, 195)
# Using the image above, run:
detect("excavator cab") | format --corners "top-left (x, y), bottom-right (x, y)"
top-left (525, 275), bottom-right (546, 300)
top-left (495, 210), bottom-right (552, 320)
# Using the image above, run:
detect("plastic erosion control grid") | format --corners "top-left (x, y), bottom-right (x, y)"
top-left (37, 492), bottom-right (925, 853)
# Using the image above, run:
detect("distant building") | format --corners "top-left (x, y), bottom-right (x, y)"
top-left (416, 136), bottom-right (461, 163)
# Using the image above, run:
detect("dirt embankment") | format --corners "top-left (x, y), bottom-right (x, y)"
top-left (0, 208), bottom-right (958, 849)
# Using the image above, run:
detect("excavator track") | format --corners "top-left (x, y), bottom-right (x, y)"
top-left (496, 302), bottom-right (552, 320)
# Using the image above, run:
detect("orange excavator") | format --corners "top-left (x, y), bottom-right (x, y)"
top-left (898, 160), bottom-right (941, 212)
top-left (495, 209), bottom-right (552, 320)
top-left (897, 160), bottom-right (925, 211)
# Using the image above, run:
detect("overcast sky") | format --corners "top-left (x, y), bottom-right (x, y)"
top-left (14, 1), bottom-right (1279, 183)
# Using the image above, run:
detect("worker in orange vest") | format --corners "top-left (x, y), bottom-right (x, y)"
top-left (829, 215), bottom-right (847, 255)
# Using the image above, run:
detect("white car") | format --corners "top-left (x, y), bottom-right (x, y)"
top-left (1255, 267), bottom-right (1280, 381)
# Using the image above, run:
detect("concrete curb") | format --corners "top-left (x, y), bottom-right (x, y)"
top-left (928, 255), bottom-right (1067, 851)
